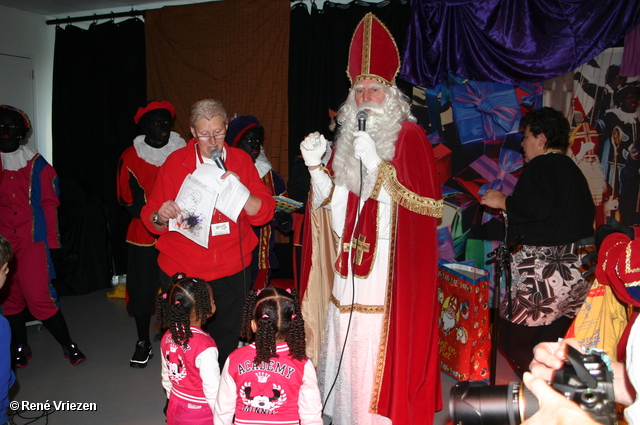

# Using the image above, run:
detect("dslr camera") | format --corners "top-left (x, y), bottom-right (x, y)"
top-left (449, 346), bottom-right (616, 425)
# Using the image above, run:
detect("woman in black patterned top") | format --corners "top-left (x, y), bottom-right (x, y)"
top-left (481, 107), bottom-right (595, 377)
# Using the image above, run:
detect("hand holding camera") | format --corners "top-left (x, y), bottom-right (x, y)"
top-left (450, 343), bottom-right (616, 425)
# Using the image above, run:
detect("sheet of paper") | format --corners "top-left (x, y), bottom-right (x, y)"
top-left (169, 172), bottom-right (218, 248)
top-left (215, 174), bottom-right (250, 222)
top-left (191, 164), bottom-right (249, 223)
top-left (274, 195), bottom-right (304, 213)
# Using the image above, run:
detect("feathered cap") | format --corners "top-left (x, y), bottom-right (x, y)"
top-left (0, 105), bottom-right (31, 131)
top-left (347, 12), bottom-right (400, 88)
top-left (225, 115), bottom-right (260, 147)
top-left (134, 101), bottom-right (176, 125)
top-left (596, 231), bottom-right (640, 308)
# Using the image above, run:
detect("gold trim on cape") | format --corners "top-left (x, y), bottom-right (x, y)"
top-left (318, 166), bottom-right (335, 208)
top-left (330, 294), bottom-right (385, 314)
top-left (378, 161), bottom-right (444, 217)
top-left (625, 243), bottom-right (640, 285)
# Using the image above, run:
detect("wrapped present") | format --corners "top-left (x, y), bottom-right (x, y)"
top-left (473, 147), bottom-right (523, 197)
top-left (438, 226), bottom-right (456, 262)
top-left (438, 261), bottom-right (491, 381)
top-left (465, 238), bottom-right (502, 305)
top-left (451, 81), bottom-right (522, 145)
top-left (453, 145), bottom-right (524, 225)
top-left (433, 143), bottom-right (452, 185)
top-left (514, 83), bottom-right (543, 116)
top-left (444, 191), bottom-right (476, 259)
top-left (424, 72), bottom-right (468, 135)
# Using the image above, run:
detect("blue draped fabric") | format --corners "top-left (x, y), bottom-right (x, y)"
top-left (400, 0), bottom-right (640, 88)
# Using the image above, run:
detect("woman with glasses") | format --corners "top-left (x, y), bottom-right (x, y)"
top-left (141, 99), bottom-right (275, 368)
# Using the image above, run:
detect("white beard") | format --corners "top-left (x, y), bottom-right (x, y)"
top-left (441, 311), bottom-right (456, 335)
top-left (577, 158), bottom-right (606, 205)
top-left (332, 96), bottom-right (404, 195)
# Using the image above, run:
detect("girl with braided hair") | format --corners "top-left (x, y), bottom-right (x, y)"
top-left (157, 273), bottom-right (219, 425)
top-left (214, 286), bottom-right (322, 424)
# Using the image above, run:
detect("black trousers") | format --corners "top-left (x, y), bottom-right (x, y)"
top-left (498, 315), bottom-right (574, 378)
top-left (126, 244), bottom-right (161, 316)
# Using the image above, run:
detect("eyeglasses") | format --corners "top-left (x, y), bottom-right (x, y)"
top-left (197, 133), bottom-right (226, 142)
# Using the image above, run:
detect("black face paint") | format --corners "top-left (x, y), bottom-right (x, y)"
top-left (138, 109), bottom-right (174, 148)
top-left (0, 110), bottom-right (27, 153)
top-left (236, 126), bottom-right (264, 161)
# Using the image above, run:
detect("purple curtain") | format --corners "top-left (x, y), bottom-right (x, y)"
top-left (401, 0), bottom-right (640, 88)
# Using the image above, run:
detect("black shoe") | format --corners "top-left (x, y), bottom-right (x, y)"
top-left (14, 345), bottom-right (32, 368)
top-left (63, 342), bottom-right (86, 365)
top-left (130, 340), bottom-right (153, 368)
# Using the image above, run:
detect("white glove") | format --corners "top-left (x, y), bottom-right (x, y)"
top-left (576, 141), bottom-right (595, 161)
top-left (353, 131), bottom-right (381, 171)
top-left (300, 132), bottom-right (328, 167)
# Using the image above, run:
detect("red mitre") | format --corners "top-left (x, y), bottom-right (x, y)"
top-left (347, 12), bottom-right (400, 87)
top-left (134, 101), bottom-right (176, 125)
top-left (569, 122), bottom-right (599, 158)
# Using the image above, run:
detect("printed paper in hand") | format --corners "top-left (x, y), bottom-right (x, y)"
top-left (169, 172), bottom-right (218, 248)
top-left (274, 195), bottom-right (303, 213)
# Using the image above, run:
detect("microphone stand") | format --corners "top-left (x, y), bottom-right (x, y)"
top-left (487, 235), bottom-right (523, 385)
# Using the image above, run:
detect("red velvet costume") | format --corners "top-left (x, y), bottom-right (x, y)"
top-left (118, 144), bottom-right (163, 246)
top-left (374, 122), bottom-right (443, 423)
top-left (117, 132), bottom-right (185, 318)
top-left (314, 121), bottom-right (443, 424)
top-left (0, 147), bottom-right (61, 319)
top-left (141, 139), bottom-right (275, 281)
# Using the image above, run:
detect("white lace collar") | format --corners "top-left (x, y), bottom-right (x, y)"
top-left (1, 145), bottom-right (38, 171)
top-left (606, 107), bottom-right (640, 125)
top-left (254, 148), bottom-right (272, 178)
top-left (133, 131), bottom-right (186, 166)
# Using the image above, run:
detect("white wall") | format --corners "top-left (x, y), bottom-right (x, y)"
top-left (0, 5), bottom-right (55, 159)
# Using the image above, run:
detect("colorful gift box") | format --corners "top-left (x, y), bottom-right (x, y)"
top-left (437, 226), bottom-right (456, 262)
top-left (438, 261), bottom-right (491, 381)
top-left (452, 144), bottom-right (524, 226)
top-left (465, 238), bottom-right (502, 305)
top-left (451, 81), bottom-right (522, 145)
top-left (424, 72), bottom-right (468, 135)
top-left (433, 143), bottom-right (452, 186)
top-left (514, 82), bottom-right (543, 117)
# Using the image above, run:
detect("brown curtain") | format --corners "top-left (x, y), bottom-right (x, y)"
top-left (145, 0), bottom-right (290, 181)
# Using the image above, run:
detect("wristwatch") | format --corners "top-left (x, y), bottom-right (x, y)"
top-left (152, 211), bottom-right (168, 226)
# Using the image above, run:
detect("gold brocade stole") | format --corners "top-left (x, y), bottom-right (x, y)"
top-left (334, 191), bottom-right (378, 278)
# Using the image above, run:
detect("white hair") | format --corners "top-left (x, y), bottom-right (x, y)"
top-left (332, 84), bottom-right (415, 194)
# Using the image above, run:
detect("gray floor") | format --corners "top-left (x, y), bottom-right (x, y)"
top-left (7, 287), bottom-right (519, 425)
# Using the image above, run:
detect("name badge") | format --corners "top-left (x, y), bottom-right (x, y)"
top-left (211, 222), bottom-right (230, 236)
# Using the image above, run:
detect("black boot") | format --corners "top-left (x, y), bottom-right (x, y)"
top-left (131, 314), bottom-right (153, 368)
top-left (5, 309), bottom-right (30, 367)
top-left (62, 342), bottom-right (86, 366)
top-left (42, 310), bottom-right (86, 365)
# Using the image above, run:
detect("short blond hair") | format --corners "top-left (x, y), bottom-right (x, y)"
top-left (189, 99), bottom-right (228, 127)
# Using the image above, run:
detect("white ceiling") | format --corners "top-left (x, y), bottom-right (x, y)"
top-left (0, 0), bottom-right (219, 19)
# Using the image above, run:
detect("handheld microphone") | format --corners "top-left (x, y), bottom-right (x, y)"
top-left (356, 109), bottom-right (368, 131)
top-left (210, 149), bottom-right (227, 172)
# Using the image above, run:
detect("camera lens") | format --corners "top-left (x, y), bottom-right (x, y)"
top-left (449, 381), bottom-right (539, 425)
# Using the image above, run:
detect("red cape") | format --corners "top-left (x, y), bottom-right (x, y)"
top-left (375, 121), bottom-right (443, 423)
